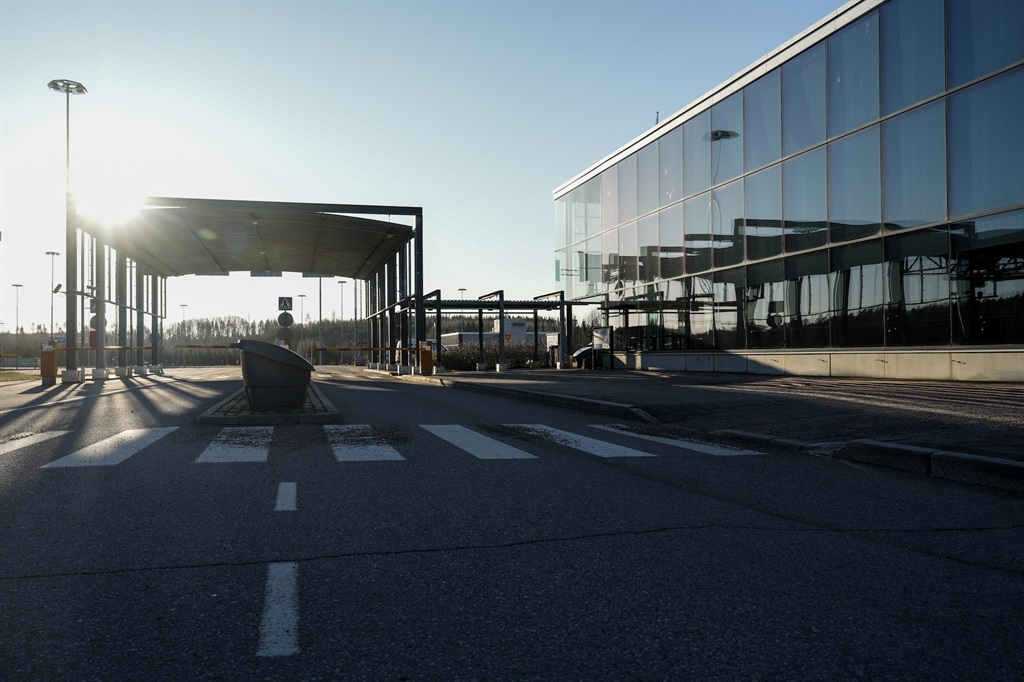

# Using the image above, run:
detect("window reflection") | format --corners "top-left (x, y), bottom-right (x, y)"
top-left (883, 101), bottom-right (946, 230)
top-left (884, 228), bottom-right (951, 346)
top-left (618, 153), bottom-right (637, 224)
top-left (602, 229), bottom-right (619, 291)
top-left (639, 214), bottom-right (659, 283)
top-left (638, 142), bottom-right (659, 217)
top-left (659, 203), bottom-right (684, 280)
top-left (601, 166), bottom-right (618, 231)
top-left (745, 261), bottom-right (786, 349)
top-left (948, 0), bottom-right (1024, 88)
top-left (783, 42), bottom-right (825, 156)
top-left (951, 210), bottom-right (1024, 345)
top-left (659, 128), bottom-right (683, 208)
top-left (745, 165), bottom-right (783, 261)
top-left (881, 0), bottom-right (944, 115)
top-left (785, 252), bottom-right (831, 348)
top-left (827, 11), bottom-right (879, 138)
top-left (784, 148), bottom-right (828, 252)
top-left (948, 67), bottom-right (1024, 219)
top-left (745, 69), bottom-right (781, 173)
top-left (831, 241), bottom-right (885, 347)
top-left (619, 221), bottom-right (639, 288)
top-left (829, 125), bottom-right (881, 243)
top-left (712, 179), bottom-right (744, 268)
top-left (711, 92), bottom-right (743, 185)
top-left (713, 268), bottom-right (746, 350)
top-left (684, 193), bottom-right (714, 274)
top-left (684, 110), bottom-right (711, 197)
top-left (689, 274), bottom-right (715, 349)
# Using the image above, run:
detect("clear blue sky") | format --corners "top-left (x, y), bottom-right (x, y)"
top-left (1, 0), bottom-right (845, 331)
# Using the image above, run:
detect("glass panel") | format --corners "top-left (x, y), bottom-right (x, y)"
top-left (828, 11), bottom-right (879, 138)
top-left (711, 91), bottom-right (743, 185)
top-left (784, 251), bottom-right (831, 348)
top-left (659, 127), bottom-right (683, 208)
top-left (638, 214), bottom-right (659, 283)
top-left (745, 69), bottom-right (781, 173)
top-left (688, 274), bottom-right (715, 349)
top-left (661, 279), bottom-right (689, 350)
top-left (783, 147), bottom-right (828, 252)
top-left (658, 203), bottom-right (685, 280)
top-left (745, 260), bottom-right (786, 349)
top-left (881, 0), bottom-right (944, 115)
top-left (555, 196), bottom-right (568, 249)
top-left (619, 221), bottom-right (639, 287)
top-left (949, 67), bottom-right (1024, 219)
top-left (831, 240), bottom-right (885, 347)
top-left (712, 179), bottom-right (744, 268)
top-left (684, 192), bottom-right (714, 274)
top-left (883, 101), bottom-right (947, 230)
top-left (745, 165), bottom-right (783, 261)
top-left (617, 153), bottom-right (637, 224)
top-left (584, 176), bottom-right (602, 239)
top-left (783, 42), bottom-right (826, 156)
top-left (637, 142), bottom-right (660, 217)
top-left (601, 166), bottom-right (618, 230)
top-left (884, 228), bottom-right (951, 346)
top-left (713, 267), bottom-right (746, 350)
top-left (684, 110), bottom-right (711, 197)
top-left (950, 209), bottom-right (1024, 345)
top-left (948, 0), bottom-right (1024, 88)
top-left (585, 237), bottom-right (603, 295)
top-left (829, 125), bottom-right (881, 243)
top-left (602, 229), bottom-right (618, 290)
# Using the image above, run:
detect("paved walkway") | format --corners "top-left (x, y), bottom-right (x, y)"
top-left (395, 367), bottom-right (1024, 493)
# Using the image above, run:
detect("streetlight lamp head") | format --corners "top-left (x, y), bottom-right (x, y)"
top-left (47, 79), bottom-right (88, 95)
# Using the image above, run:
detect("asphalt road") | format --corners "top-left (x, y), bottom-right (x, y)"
top-left (1, 367), bottom-right (1023, 680)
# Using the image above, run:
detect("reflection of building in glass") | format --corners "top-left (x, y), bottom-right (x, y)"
top-left (554, 0), bottom-right (1023, 376)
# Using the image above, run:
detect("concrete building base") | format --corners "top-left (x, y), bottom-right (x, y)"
top-left (633, 349), bottom-right (1024, 382)
top-left (115, 367), bottom-right (132, 378)
top-left (92, 368), bottom-right (113, 381)
top-left (135, 366), bottom-right (149, 377)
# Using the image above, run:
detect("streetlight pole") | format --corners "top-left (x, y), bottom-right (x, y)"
top-left (179, 304), bottom-right (187, 367)
top-left (458, 288), bottom-right (467, 334)
top-left (48, 79), bottom-right (87, 380)
top-left (338, 280), bottom-right (346, 364)
top-left (46, 251), bottom-right (59, 341)
top-left (12, 284), bottom-right (23, 365)
top-left (298, 294), bottom-right (306, 354)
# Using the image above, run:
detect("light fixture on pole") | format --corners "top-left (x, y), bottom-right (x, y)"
top-left (12, 283), bottom-right (23, 363)
top-left (48, 79), bottom-right (87, 379)
top-left (46, 251), bottom-right (59, 340)
top-left (458, 288), bottom-right (467, 332)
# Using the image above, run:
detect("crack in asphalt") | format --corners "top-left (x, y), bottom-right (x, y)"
top-left (3, 522), bottom-right (1023, 584)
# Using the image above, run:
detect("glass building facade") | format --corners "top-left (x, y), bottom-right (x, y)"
top-left (554, 0), bottom-right (1023, 355)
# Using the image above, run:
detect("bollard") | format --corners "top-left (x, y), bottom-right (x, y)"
top-left (419, 341), bottom-right (434, 376)
top-left (41, 343), bottom-right (57, 386)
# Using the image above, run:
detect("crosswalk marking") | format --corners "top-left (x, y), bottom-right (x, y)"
top-left (589, 424), bottom-right (764, 456)
top-left (1, 431), bottom-right (70, 457)
top-left (510, 424), bottom-right (656, 458)
top-left (20, 422), bottom-right (770, 468)
top-left (276, 482), bottom-right (297, 511)
top-left (324, 425), bottom-right (404, 461)
top-left (196, 426), bottom-right (273, 463)
top-left (43, 428), bottom-right (178, 468)
top-left (421, 424), bottom-right (537, 460)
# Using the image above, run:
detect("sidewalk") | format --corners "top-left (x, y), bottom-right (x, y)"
top-left (398, 368), bottom-right (1024, 494)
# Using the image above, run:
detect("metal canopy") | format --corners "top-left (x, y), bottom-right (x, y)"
top-left (76, 196), bottom-right (418, 280)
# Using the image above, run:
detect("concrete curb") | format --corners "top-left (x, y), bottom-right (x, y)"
top-left (197, 383), bottom-right (339, 425)
top-left (713, 429), bottom-right (1024, 494)
top-left (394, 372), bottom-right (1023, 494)
top-left (412, 374), bottom-right (661, 424)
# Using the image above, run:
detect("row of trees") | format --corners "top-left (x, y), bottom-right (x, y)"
top-left (1, 313), bottom-right (602, 370)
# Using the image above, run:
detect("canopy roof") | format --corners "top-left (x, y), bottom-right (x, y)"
top-left (76, 196), bottom-right (419, 280)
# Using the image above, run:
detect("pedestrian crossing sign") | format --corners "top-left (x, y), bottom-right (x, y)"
top-left (279, 297), bottom-right (293, 311)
